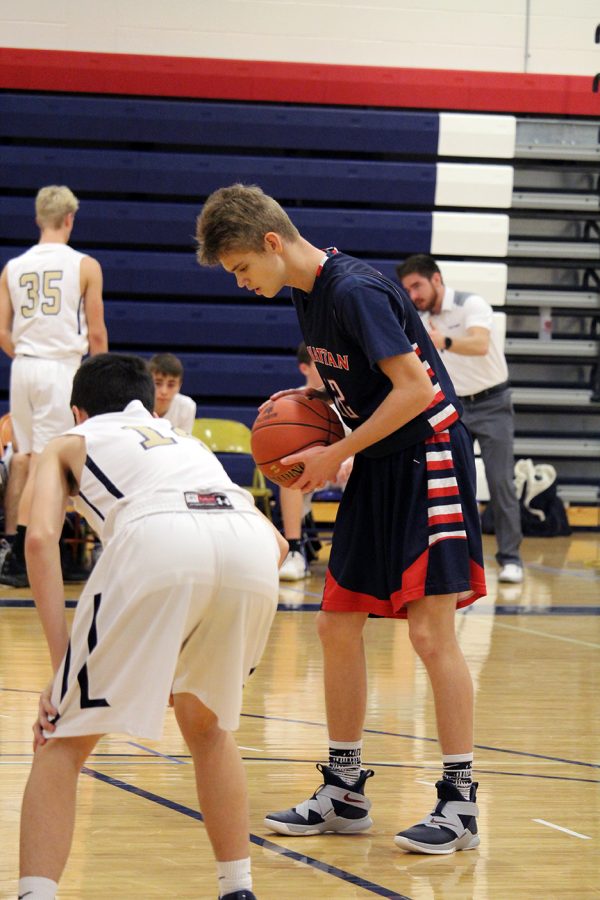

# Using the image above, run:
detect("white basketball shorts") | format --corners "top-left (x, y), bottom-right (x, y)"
top-left (46, 507), bottom-right (280, 740)
top-left (10, 355), bottom-right (80, 454)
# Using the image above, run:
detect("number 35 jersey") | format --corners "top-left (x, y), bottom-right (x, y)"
top-left (7, 242), bottom-right (89, 360)
top-left (66, 400), bottom-right (255, 543)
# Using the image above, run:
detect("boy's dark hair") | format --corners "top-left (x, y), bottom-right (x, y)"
top-left (396, 253), bottom-right (442, 282)
top-left (296, 342), bottom-right (312, 366)
top-left (71, 353), bottom-right (155, 417)
top-left (148, 352), bottom-right (184, 380)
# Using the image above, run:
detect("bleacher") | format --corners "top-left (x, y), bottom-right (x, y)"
top-left (0, 91), bottom-right (598, 513)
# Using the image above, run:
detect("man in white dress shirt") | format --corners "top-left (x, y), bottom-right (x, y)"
top-left (398, 254), bottom-right (523, 584)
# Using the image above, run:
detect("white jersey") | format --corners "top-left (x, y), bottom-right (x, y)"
top-left (6, 243), bottom-right (88, 360)
top-left (425, 287), bottom-right (508, 396)
top-left (163, 392), bottom-right (197, 433)
top-left (67, 400), bottom-right (256, 543)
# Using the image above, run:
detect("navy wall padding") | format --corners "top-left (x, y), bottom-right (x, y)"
top-left (0, 246), bottom-right (404, 301)
top-left (138, 352), bottom-right (299, 398)
top-left (0, 197), bottom-right (433, 255)
top-left (106, 301), bottom-right (302, 349)
top-left (0, 351), bottom-right (297, 402)
top-left (0, 90), bottom-right (435, 418)
top-left (0, 146), bottom-right (438, 207)
top-left (0, 93), bottom-right (440, 156)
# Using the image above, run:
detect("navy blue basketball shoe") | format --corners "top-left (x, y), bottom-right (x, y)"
top-left (264, 763), bottom-right (374, 835)
top-left (395, 779), bottom-right (480, 854)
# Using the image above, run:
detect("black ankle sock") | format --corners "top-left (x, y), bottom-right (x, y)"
top-left (287, 539), bottom-right (302, 554)
top-left (13, 525), bottom-right (26, 566)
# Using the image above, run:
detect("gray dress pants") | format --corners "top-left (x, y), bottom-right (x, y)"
top-left (459, 388), bottom-right (522, 567)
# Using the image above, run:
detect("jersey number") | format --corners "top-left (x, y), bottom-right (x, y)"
top-left (326, 379), bottom-right (360, 419)
top-left (19, 270), bottom-right (63, 318)
top-left (123, 425), bottom-right (176, 450)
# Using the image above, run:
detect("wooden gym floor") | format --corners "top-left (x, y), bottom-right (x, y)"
top-left (1, 532), bottom-right (599, 899)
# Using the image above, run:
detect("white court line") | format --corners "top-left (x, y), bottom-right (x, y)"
top-left (483, 620), bottom-right (600, 650)
top-left (415, 779), bottom-right (436, 787)
top-left (533, 818), bottom-right (592, 840)
top-left (238, 745), bottom-right (263, 752)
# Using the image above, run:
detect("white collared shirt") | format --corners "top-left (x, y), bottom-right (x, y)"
top-left (422, 287), bottom-right (508, 397)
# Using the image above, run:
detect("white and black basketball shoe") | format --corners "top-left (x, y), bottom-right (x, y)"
top-left (264, 763), bottom-right (374, 836)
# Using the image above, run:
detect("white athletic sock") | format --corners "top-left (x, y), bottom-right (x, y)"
top-left (328, 739), bottom-right (363, 785)
top-left (17, 876), bottom-right (58, 899)
top-left (442, 752), bottom-right (474, 800)
top-left (217, 857), bottom-right (252, 898)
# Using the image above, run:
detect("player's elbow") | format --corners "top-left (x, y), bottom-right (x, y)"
top-left (414, 381), bottom-right (437, 416)
top-left (88, 327), bottom-right (108, 355)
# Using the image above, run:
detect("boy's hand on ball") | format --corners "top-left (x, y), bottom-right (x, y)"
top-left (281, 445), bottom-right (343, 492)
top-left (260, 386), bottom-right (328, 410)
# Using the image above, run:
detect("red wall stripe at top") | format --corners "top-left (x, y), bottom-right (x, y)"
top-left (0, 47), bottom-right (598, 115)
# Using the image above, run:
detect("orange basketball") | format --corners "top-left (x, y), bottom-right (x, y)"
top-left (251, 396), bottom-right (345, 488)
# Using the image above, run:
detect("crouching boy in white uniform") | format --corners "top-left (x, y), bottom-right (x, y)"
top-left (18, 353), bottom-right (287, 900)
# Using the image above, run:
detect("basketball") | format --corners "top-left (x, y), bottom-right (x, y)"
top-left (251, 396), bottom-right (345, 487)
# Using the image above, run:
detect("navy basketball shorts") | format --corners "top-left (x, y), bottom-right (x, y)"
top-left (323, 421), bottom-right (487, 618)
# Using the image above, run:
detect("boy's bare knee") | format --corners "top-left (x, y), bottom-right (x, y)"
top-left (37, 734), bottom-right (98, 771)
top-left (316, 610), bottom-right (366, 648)
top-left (173, 691), bottom-right (220, 741)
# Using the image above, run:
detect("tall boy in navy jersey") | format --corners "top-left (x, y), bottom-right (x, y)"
top-left (196, 184), bottom-right (486, 854)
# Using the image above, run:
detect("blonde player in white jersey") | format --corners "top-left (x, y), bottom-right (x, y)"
top-left (18, 353), bottom-right (286, 900)
top-left (0, 185), bottom-right (108, 587)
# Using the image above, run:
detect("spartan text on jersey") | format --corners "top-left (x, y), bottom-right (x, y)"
top-left (306, 346), bottom-right (349, 371)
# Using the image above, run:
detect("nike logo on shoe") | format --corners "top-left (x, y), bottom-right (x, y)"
top-left (19, 893), bottom-right (33, 898)
top-left (343, 793), bottom-right (365, 804)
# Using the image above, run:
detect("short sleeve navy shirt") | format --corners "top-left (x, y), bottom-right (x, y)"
top-left (291, 252), bottom-right (461, 452)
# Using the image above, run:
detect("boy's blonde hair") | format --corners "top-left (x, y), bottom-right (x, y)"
top-left (35, 185), bottom-right (79, 229)
top-left (196, 183), bottom-right (300, 266)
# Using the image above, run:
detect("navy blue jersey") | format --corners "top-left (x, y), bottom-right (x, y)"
top-left (292, 251), bottom-right (462, 453)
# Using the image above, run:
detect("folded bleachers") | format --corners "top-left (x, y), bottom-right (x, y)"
top-left (0, 90), bottom-right (597, 502)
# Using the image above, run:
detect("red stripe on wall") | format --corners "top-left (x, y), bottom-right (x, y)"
top-left (0, 48), bottom-right (598, 115)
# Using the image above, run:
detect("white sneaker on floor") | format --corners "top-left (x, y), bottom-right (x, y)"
top-left (498, 563), bottom-right (523, 583)
top-left (279, 550), bottom-right (308, 581)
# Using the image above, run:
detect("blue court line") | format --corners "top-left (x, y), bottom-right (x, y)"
top-left (2, 686), bottom-right (596, 771)
top-left (464, 604), bottom-right (600, 615)
top-left (277, 601), bottom-right (600, 615)
top-left (240, 713), bottom-right (599, 770)
top-left (3, 749), bottom-right (596, 785)
top-left (0, 598), bottom-right (78, 608)
top-left (2, 597), bottom-right (599, 616)
top-left (81, 766), bottom-right (412, 900)
top-left (126, 740), bottom-right (186, 764)
top-left (244, 759), bottom-right (599, 786)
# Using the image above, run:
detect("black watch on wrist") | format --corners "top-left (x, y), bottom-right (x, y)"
top-left (444, 336), bottom-right (453, 350)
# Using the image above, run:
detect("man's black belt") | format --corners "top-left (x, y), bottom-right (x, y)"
top-left (458, 380), bottom-right (510, 404)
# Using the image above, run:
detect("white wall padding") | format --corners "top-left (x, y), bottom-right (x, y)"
top-left (437, 262), bottom-right (508, 306)
top-left (434, 163), bottom-right (514, 208)
top-left (431, 212), bottom-right (509, 257)
top-left (438, 113), bottom-right (517, 159)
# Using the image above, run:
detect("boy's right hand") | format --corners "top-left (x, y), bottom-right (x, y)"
top-left (33, 681), bottom-right (58, 751)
